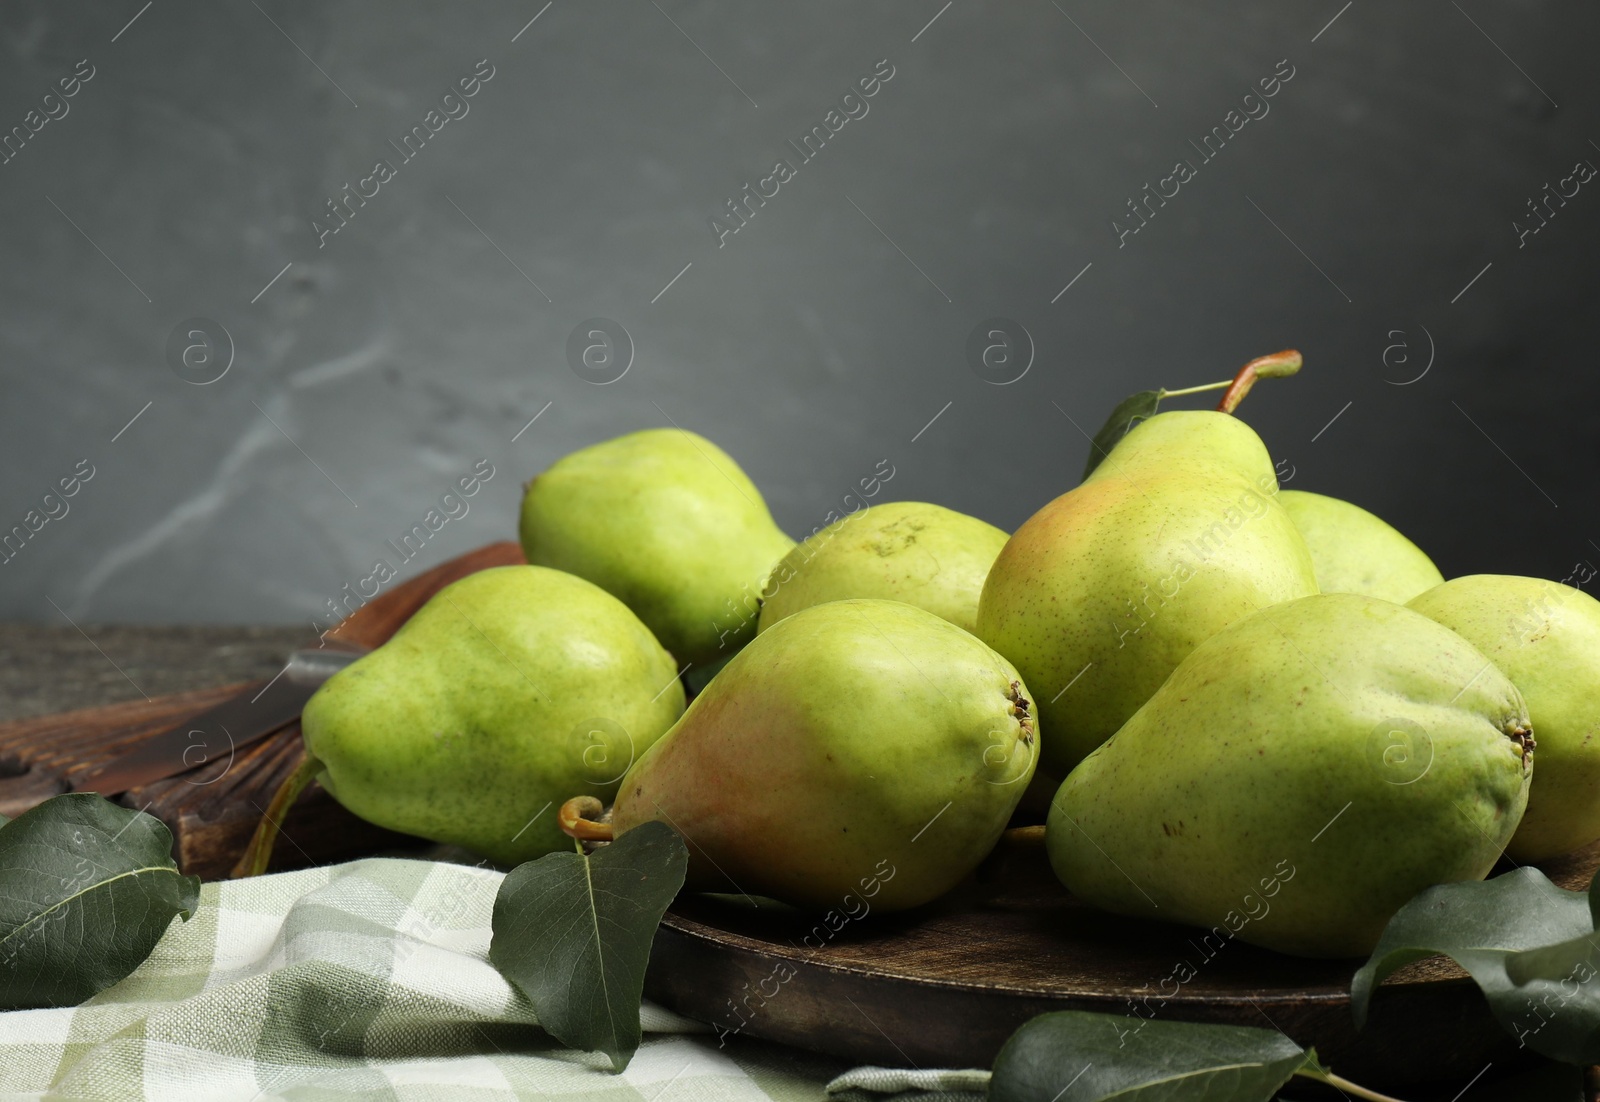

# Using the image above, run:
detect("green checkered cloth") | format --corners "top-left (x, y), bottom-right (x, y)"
top-left (0, 858), bottom-right (988, 1101)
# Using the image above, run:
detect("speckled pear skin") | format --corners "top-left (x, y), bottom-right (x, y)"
top-left (757, 501), bottom-right (1009, 636)
top-left (976, 411), bottom-right (1317, 777)
top-left (1409, 575), bottom-right (1600, 862)
top-left (302, 565), bottom-right (685, 866)
top-left (1048, 593), bottom-right (1533, 959)
top-left (611, 599), bottom-right (1037, 912)
top-left (519, 428), bottom-right (795, 667)
top-left (1280, 489), bottom-right (1443, 604)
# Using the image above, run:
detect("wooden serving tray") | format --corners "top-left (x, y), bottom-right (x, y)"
top-left (0, 541), bottom-right (526, 879)
top-left (647, 841), bottom-right (1600, 1086)
top-left (0, 540), bottom-right (1577, 1085)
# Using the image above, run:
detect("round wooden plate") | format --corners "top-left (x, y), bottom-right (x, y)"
top-left (644, 839), bottom-right (1600, 1086)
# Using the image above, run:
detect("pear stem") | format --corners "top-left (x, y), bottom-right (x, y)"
top-left (232, 748), bottom-right (323, 878)
top-left (1000, 825), bottom-right (1047, 848)
top-left (1216, 349), bottom-right (1303, 414)
top-left (1294, 1068), bottom-right (1411, 1102)
top-left (559, 795), bottom-right (615, 843)
top-left (1156, 379), bottom-right (1234, 399)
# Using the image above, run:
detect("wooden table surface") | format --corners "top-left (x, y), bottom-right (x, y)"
top-left (0, 623), bottom-right (314, 723)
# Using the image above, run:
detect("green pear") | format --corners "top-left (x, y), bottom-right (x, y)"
top-left (757, 502), bottom-right (1008, 636)
top-left (1409, 575), bottom-right (1600, 862)
top-left (1048, 593), bottom-right (1533, 958)
top-left (611, 599), bottom-right (1037, 911)
top-left (976, 411), bottom-right (1317, 777)
top-left (519, 428), bottom-right (795, 667)
top-left (303, 565), bottom-right (685, 865)
top-left (1279, 489), bottom-right (1443, 603)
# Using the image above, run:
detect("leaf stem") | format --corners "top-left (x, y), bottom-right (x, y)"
top-left (1295, 1067), bottom-right (1412, 1102)
top-left (231, 749), bottom-right (323, 878)
top-left (1156, 378), bottom-right (1234, 399)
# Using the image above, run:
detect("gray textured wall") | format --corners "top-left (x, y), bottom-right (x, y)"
top-left (1, 1), bottom-right (1595, 625)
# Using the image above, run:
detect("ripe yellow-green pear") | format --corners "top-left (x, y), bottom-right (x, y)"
top-left (758, 502), bottom-right (1008, 636)
top-left (612, 599), bottom-right (1037, 911)
top-left (1409, 575), bottom-right (1600, 861)
top-left (1279, 489), bottom-right (1443, 604)
top-left (303, 566), bottom-right (685, 865)
top-left (976, 411), bottom-right (1317, 776)
top-left (1048, 593), bottom-right (1532, 958)
top-left (519, 428), bottom-right (794, 667)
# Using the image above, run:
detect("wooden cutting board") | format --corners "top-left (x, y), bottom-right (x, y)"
top-left (0, 541), bottom-right (1576, 1086)
top-left (0, 541), bottom-right (526, 879)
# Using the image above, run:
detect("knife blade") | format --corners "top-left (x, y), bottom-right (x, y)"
top-left (74, 646), bottom-right (369, 796)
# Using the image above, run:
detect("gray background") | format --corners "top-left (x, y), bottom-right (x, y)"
top-left (1, 0), bottom-right (1595, 625)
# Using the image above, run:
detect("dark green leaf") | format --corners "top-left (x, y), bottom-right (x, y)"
top-left (1082, 390), bottom-right (1162, 481)
top-left (0, 793), bottom-right (200, 1010)
top-left (1352, 868), bottom-right (1590, 1024)
top-left (489, 822), bottom-right (687, 1072)
top-left (988, 1010), bottom-right (1312, 1102)
top-left (1490, 930), bottom-right (1600, 1063)
top-left (1351, 867), bottom-right (1600, 1064)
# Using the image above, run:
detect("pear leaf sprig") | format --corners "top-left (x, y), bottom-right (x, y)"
top-left (1352, 866), bottom-right (1600, 1067)
top-left (989, 1007), bottom-right (1584, 1102)
top-left (988, 1011), bottom-right (1405, 1102)
top-left (0, 793), bottom-right (200, 1011)
top-left (489, 816), bottom-right (687, 1072)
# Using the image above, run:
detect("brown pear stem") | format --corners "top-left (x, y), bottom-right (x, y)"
top-left (1000, 825), bottom-right (1047, 849)
top-left (559, 795), bottom-right (615, 843)
top-left (232, 749), bottom-right (323, 878)
top-left (1216, 349), bottom-right (1302, 414)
